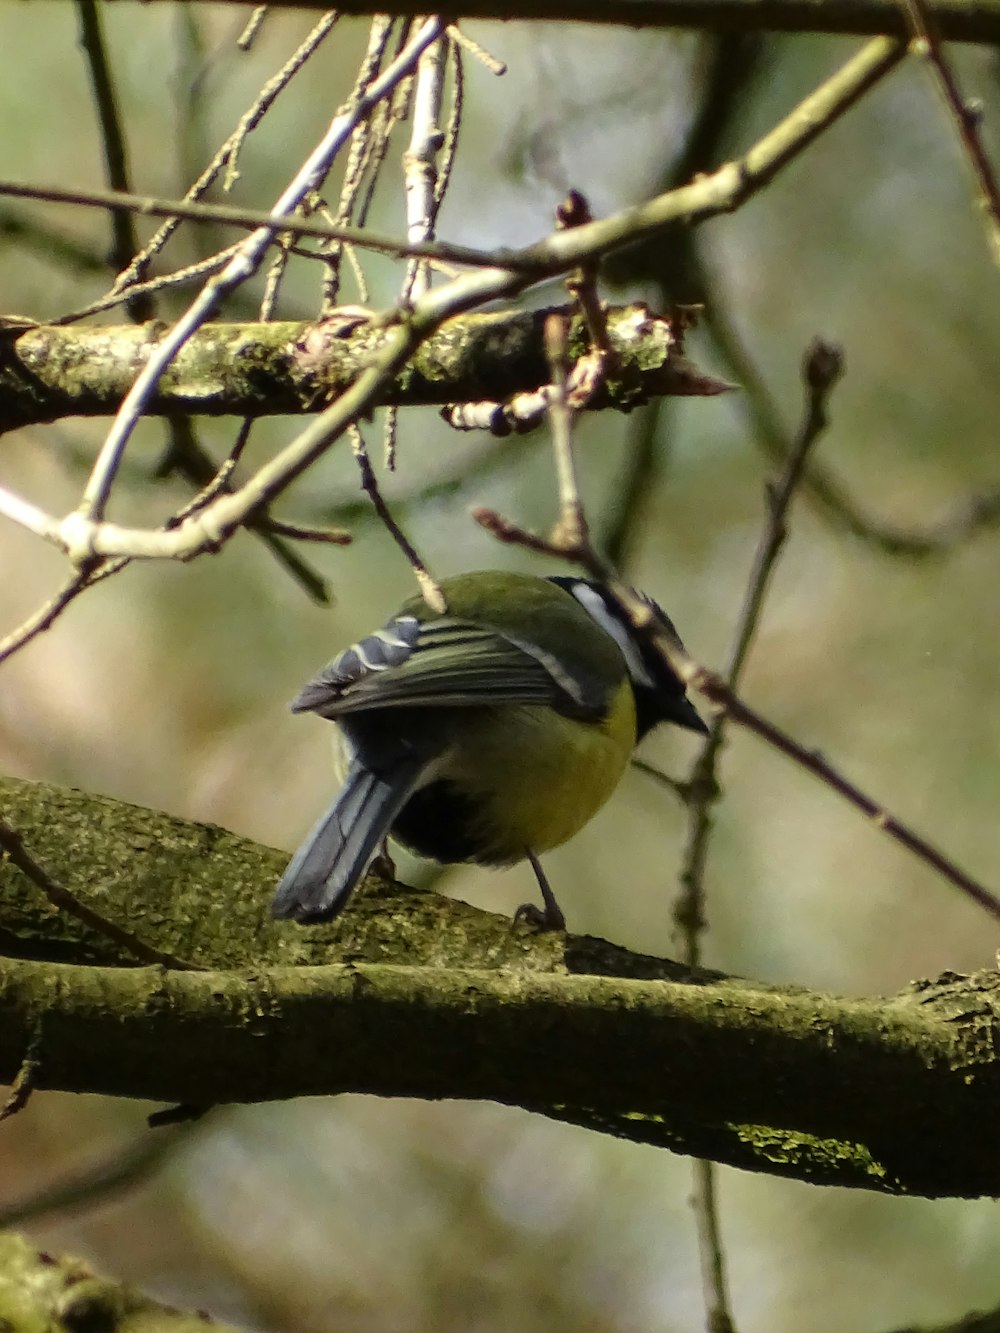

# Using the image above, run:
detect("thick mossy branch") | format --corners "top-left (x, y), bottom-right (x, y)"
top-left (0, 305), bottom-right (721, 431)
top-left (2, 774), bottom-right (1000, 1198)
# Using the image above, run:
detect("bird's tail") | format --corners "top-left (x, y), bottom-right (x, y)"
top-left (271, 756), bottom-right (426, 923)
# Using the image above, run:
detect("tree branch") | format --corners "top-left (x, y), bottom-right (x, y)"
top-left (0, 304), bottom-right (719, 432)
top-left (120, 0), bottom-right (1000, 45)
top-left (1, 774), bottom-right (1000, 1199)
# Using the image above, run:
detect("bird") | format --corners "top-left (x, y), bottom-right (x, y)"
top-left (271, 569), bottom-right (707, 929)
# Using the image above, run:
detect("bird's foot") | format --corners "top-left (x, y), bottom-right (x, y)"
top-left (514, 849), bottom-right (566, 931)
top-left (513, 899), bottom-right (566, 932)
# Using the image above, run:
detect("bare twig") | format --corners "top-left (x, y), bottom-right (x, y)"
top-left (446, 24), bottom-right (507, 75)
top-left (473, 310), bottom-right (639, 586)
top-left (658, 634), bottom-right (1000, 924)
top-left (0, 568), bottom-right (114, 667)
top-left (62, 246), bottom-right (241, 325)
top-left (351, 425), bottom-right (446, 611)
top-left (900, 0), bottom-right (1000, 261)
top-left (76, 0), bottom-right (153, 321)
top-left (631, 756), bottom-right (690, 800)
top-left (113, 12), bottom-right (342, 292)
top-left (692, 1157), bottom-right (736, 1333)
top-left (322, 16), bottom-right (396, 309)
top-left (481, 325), bottom-right (1000, 926)
top-left (402, 34), bottom-right (450, 302)
top-left (435, 32), bottom-right (465, 210)
top-left (557, 190), bottom-right (615, 373)
top-left (676, 341), bottom-right (844, 953)
top-left (236, 6), bottom-right (268, 50)
top-left (473, 311), bottom-right (614, 553)
top-left (259, 516), bottom-right (352, 544)
top-left (545, 315), bottom-right (591, 552)
top-left (0, 815), bottom-right (203, 969)
top-left (0, 39), bottom-right (901, 575)
top-left (77, 17), bottom-right (446, 528)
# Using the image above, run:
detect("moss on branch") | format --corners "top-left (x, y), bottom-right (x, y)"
top-left (2, 774), bottom-right (1000, 1198)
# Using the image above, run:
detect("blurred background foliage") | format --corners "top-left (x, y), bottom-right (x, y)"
top-left (2, 5), bottom-right (1000, 1331)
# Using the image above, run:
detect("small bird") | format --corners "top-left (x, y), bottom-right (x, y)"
top-left (271, 570), bottom-right (706, 929)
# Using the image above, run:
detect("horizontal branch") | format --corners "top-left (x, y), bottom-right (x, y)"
top-left (2, 774), bottom-right (1000, 1198)
top-left (0, 305), bottom-right (722, 432)
top-left (128, 0), bottom-right (1000, 44)
top-left (0, 38), bottom-right (899, 570)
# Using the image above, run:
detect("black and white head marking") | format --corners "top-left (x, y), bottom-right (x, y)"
top-left (548, 576), bottom-right (706, 739)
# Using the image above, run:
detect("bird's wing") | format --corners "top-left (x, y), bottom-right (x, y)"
top-left (290, 614), bottom-right (605, 718)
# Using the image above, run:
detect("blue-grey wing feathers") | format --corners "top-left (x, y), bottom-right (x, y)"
top-left (290, 614), bottom-right (606, 719)
top-left (273, 593), bottom-right (626, 923)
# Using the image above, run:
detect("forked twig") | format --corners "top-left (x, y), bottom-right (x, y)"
top-left (479, 330), bottom-right (1000, 926)
top-left (676, 339), bottom-right (844, 958)
top-left (351, 425), bottom-right (445, 612)
top-left (78, 16), bottom-right (446, 527)
top-left (0, 36), bottom-right (905, 650)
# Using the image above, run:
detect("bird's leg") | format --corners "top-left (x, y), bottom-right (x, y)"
top-left (513, 849), bottom-right (566, 932)
top-left (369, 837), bottom-right (396, 882)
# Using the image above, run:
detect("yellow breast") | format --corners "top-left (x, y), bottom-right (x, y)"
top-left (441, 679), bottom-right (637, 861)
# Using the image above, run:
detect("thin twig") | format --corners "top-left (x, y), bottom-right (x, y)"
top-left (259, 516), bottom-right (352, 544)
top-left (677, 342), bottom-right (843, 955)
top-left (61, 247), bottom-right (240, 325)
top-left (446, 24), bottom-right (507, 76)
top-left (0, 38), bottom-right (902, 574)
top-left (435, 32), bottom-right (465, 211)
top-left (657, 629), bottom-right (1000, 924)
top-left (473, 311), bottom-right (609, 555)
top-left (545, 314), bottom-right (590, 551)
top-left (113, 12), bottom-right (342, 292)
top-left (557, 190), bottom-right (616, 374)
top-left (402, 34), bottom-right (449, 302)
top-left (900, 0), bottom-right (1000, 262)
top-left (631, 756), bottom-right (690, 800)
top-left (351, 425), bottom-right (445, 611)
top-left (0, 815), bottom-right (203, 969)
top-left (480, 326), bottom-right (1000, 926)
top-left (236, 6), bottom-right (268, 50)
top-left (76, 0), bottom-right (153, 321)
top-left (321, 16), bottom-right (396, 309)
top-left (692, 1158), bottom-right (736, 1333)
top-left (78, 16), bottom-right (445, 528)
top-left (0, 568), bottom-right (115, 667)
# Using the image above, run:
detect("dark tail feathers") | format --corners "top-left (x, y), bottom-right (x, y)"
top-left (271, 757), bottom-right (426, 923)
